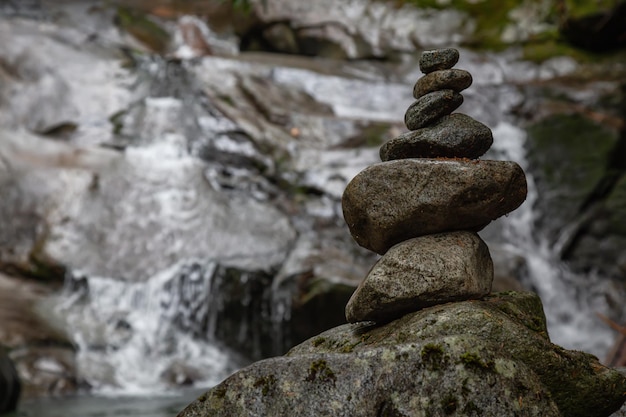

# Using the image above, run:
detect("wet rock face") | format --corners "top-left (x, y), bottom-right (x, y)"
top-left (0, 272), bottom-right (79, 398)
top-left (246, 2), bottom-right (472, 59)
top-left (525, 111), bottom-right (626, 282)
top-left (176, 292), bottom-right (626, 417)
top-left (0, 348), bottom-right (20, 414)
top-left (342, 158), bottom-right (527, 254)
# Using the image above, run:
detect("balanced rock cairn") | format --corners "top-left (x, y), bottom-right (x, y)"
top-left (342, 48), bottom-right (528, 323)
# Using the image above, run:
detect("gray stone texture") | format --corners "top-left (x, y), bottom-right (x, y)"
top-left (404, 89), bottom-right (463, 130)
top-left (419, 47), bottom-right (460, 73)
top-left (177, 292), bottom-right (626, 417)
top-left (345, 231), bottom-right (493, 323)
top-left (342, 159), bottom-right (528, 254)
top-left (380, 113), bottom-right (493, 160)
top-left (413, 69), bottom-right (473, 99)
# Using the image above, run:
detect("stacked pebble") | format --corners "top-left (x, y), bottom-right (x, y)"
top-left (343, 48), bottom-right (528, 323)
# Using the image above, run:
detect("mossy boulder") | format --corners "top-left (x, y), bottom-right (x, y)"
top-left (177, 291), bottom-right (626, 417)
top-left (564, 174), bottom-right (626, 279)
top-left (525, 111), bottom-right (626, 279)
top-left (526, 113), bottom-right (619, 234)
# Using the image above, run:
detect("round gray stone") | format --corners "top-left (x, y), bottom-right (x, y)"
top-left (413, 69), bottom-right (473, 99)
top-left (342, 159), bottom-right (527, 254)
top-left (380, 114), bottom-right (493, 160)
top-left (419, 48), bottom-right (459, 73)
top-left (404, 90), bottom-right (463, 130)
top-left (345, 231), bottom-right (493, 323)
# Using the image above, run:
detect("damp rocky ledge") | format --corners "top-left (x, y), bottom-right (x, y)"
top-left (177, 291), bottom-right (626, 417)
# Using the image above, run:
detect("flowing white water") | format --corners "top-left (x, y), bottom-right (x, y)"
top-left (490, 122), bottom-right (617, 358)
top-left (54, 260), bottom-right (240, 395)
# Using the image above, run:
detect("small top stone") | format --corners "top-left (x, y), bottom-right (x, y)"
top-left (419, 48), bottom-right (459, 74)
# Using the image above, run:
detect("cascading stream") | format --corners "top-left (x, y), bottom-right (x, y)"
top-left (53, 260), bottom-right (239, 395)
top-left (491, 123), bottom-right (617, 359)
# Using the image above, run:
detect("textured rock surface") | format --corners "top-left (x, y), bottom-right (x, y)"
top-left (419, 48), bottom-right (460, 73)
top-left (177, 292), bottom-right (626, 417)
top-left (0, 272), bottom-right (80, 397)
top-left (345, 231), bottom-right (493, 323)
top-left (342, 159), bottom-right (528, 254)
top-left (525, 112), bottom-right (626, 281)
top-left (413, 69), bottom-right (472, 99)
top-left (380, 113), bottom-right (493, 160)
top-left (404, 89), bottom-right (463, 130)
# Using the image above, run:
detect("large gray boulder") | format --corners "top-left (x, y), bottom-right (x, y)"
top-left (177, 292), bottom-right (626, 417)
top-left (342, 159), bottom-right (527, 254)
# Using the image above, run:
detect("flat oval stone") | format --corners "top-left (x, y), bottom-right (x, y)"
top-left (404, 90), bottom-right (463, 130)
top-left (345, 231), bottom-right (493, 323)
top-left (413, 69), bottom-right (472, 99)
top-left (380, 114), bottom-right (493, 160)
top-left (419, 48), bottom-right (459, 73)
top-left (342, 159), bottom-right (527, 254)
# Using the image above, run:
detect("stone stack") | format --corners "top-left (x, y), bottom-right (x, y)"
top-left (342, 48), bottom-right (528, 323)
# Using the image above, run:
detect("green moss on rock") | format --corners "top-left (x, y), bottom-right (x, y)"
top-left (485, 291), bottom-right (549, 337)
top-left (522, 39), bottom-right (592, 63)
top-left (306, 359), bottom-right (336, 385)
top-left (178, 291), bottom-right (626, 417)
top-left (253, 374), bottom-right (277, 396)
top-left (526, 113), bottom-right (619, 239)
top-left (563, 0), bottom-right (621, 19)
top-left (420, 343), bottom-right (446, 370)
top-left (527, 113), bottom-right (616, 192)
top-left (115, 7), bottom-right (170, 54)
top-left (459, 351), bottom-right (494, 371)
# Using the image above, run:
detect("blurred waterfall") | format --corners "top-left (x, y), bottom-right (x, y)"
top-left (490, 122), bottom-right (616, 358)
top-left (54, 260), bottom-right (238, 395)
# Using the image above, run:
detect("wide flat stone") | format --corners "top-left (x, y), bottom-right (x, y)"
top-left (342, 159), bottom-right (527, 254)
top-left (413, 69), bottom-right (472, 99)
top-left (419, 48), bottom-right (459, 73)
top-left (345, 231), bottom-right (493, 323)
top-left (404, 90), bottom-right (463, 130)
top-left (380, 114), bottom-right (493, 160)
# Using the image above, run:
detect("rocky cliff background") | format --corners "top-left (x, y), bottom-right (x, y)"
top-left (0, 0), bottom-right (625, 407)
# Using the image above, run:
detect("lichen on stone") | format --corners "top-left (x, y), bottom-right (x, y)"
top-left (306, 359), bottom-right (336, 385)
